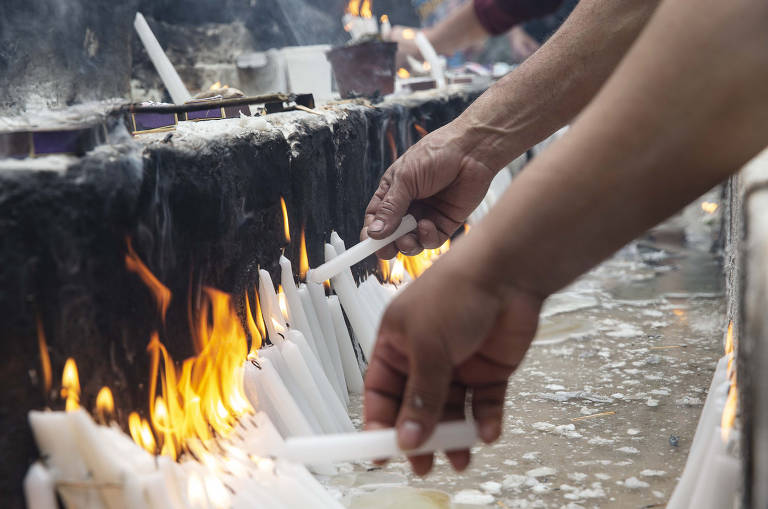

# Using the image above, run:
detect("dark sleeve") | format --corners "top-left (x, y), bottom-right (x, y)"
top-left (473, 0), bottom-right (565, 35)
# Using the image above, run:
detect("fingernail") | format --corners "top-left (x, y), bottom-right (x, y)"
top-left (398, 420), bottom-right (423, 450)
top-left (369, 219), bottom-right (384, 233)
top-left (479, 420), bottom-right (500, 443)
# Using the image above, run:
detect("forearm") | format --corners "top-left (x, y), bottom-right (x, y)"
top-left (462, 0), bottom-right (768, 297)
top-left (426, 2), bottom-right (490, 56)
top-left (455, 0), bottom-right (660, 171)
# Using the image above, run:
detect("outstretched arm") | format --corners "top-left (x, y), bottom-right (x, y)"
top-left (366, 0), bottom-right (661, 256)
top-left (365, 0), bottom-right (768, 476)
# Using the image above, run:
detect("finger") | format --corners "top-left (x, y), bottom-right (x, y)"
top-left (416, 218), bottom-right (443, 250)
top-left (395, 341), bottom-right (453, 451)
top-left (471, 381), bottom-right (508, 443)
top-left (364, 340), bottom-right (408, 428)
top-left (394, 231), bottom-right (423, 256)
top-left (367, 167), bottom-right (415, 239)
top-left (407, 453), bottom-right (434, 477)
top-left (442, 383), bottom-right (471, 472)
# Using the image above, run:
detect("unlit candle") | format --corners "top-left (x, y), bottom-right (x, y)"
top-left (308, 215), bottom-right (417, 283)
top-left (275, 420), bottom-right (478, 465)
top-left (133, 13), bottom-right (191, 104)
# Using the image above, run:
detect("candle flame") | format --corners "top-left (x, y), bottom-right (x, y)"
top-left (360, 0), bottom-right (372, 18)
top-left (272, 317), bottom-right (286, 334)
top-left (125, 237), bottom-right (172, 322)
top-left (721, 382), bottom-right (738, 442)
top-left (379, 259), bottom-right (391, 282)
top-left (396, 238), bottom-right (451, 280)
top-left (208, 81), bottom-right (228, 91)
top-left (36, 315), bottom-right (52, 395)
top-left (386, 128), bottom-right (397, 160)
top-left (299, 228), bottom-right (310, 281)
top-left (323, 279), bottom-right (331, 291)
top-left (380, 14), bottom-right (389, 23)
top-left (725, 320), bottom-right (734, 355)
top-left (95, 386), bottom-right (115, 423)
top-left (390, 257), bottom-right (406, 284)
top-left (397, 67), bottom-right (411, 79)
top-left (463, 223), bottom-right (471, 234)
top-left (346, 0), bottom-right (372, 17)
top-left (413, 123), bottom-right (429, 138)
top-left (402, 28), bottom-right (415, 40)
top-left (278, 285), bottom-right (289, 321)
top-left (701, 201), bottom-right (719, 214)
top-left (61, 358), bottom-right (80, 412)
top-left (245, 291), bottom-right (264, 356)
top-left (280, 197), bottom-right (291, 243)
top-left (422, 61), bottom-right (431, 71)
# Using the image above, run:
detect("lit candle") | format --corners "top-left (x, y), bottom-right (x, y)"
top-left (28, 410), bottom-right (88, 481)
top-left (23, 462), bottom-right (57, 509)
top-left (687, 427), bottom-right (739, 509)
top-left (380, 15), bottom-right (392, 39)
top-left (328, 231), bottom-right (381, 332)
top-left (325, 243), bottom-right (376, 358)
top-left (299, 283), bottom-right (347, 405)
top-left (274, 420), bottom-right (478, 465)
top-left (258, 269), bottom-right (286, 344)
top-left (279, 256), bottom-right (321, 359)
top-left (308, 215), bottom-right (418, 283)
top-left (283, 330), bottom-right (353, 432)
top-left (306, 280), bottom-right (349, 402)
top-left (327, 295), bottom-right (365, 393)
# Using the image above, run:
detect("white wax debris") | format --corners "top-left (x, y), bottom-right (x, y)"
top-left (502, 474), bottom-right (527, 489)
top-left (588, 437), bottom-right (615, 446)
top-left (594, 473), bottom-right (611, 480)
top-left (624, 477), bottom-right (650, 489)
top-left (532, 422), bottom-right (555, 432)
top-left (452, 489), bottom-right (494, 505)
top-left (526, 467), bottom-right (556, 478)
top-left (675, 396), bottom-right (703, 406)
top-left (646, 397), bottom-right (659, 407)
top-left (617, 447), bottom-right (639, 454)
top-left (522, 452), bottom-right (540, 462)
top-left (627, 428), bottom-right (641, 435)
top-left (479, 481), bottom-right (502, 495)
top-left (640, 469), bottom-right (667, 477)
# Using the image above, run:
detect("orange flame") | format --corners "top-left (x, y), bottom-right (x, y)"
top-left (280, 197), bottom-right (291, 243)
top-left (380, 14), bottom-right (389, 23)
top-left (95, 386), bottom-right (115, 424)
top-left (61, 358), bottom-right (80, 412)
top-left (414, 123), bottom-right (429, 138)
top-left (389, 257), bottom-right (406, 285)
top-left (245, 291), bottom-right (264, 357)
top-left (300, 228), bottom-right (310, 281)
top-left (397, 68), bottom-right (411, 79)
top-left (396, 238), bottom-right (450, 279)
top-left (125, 238), bottom-right (172, 322)
top-left (721, 382), bottom-right (738, 442)
top-left (386, 129), bottom-right (397, 160)
top-left (379, 259), bottom-right (391, 282)
top-left (36, 315), bottom-right (52, 395)
top-left (725, 321), bottom-right (734, 355)
top-left (346, 0), bottom-right (372, 17)
top-left (402, 28), bottom-right (415, 40)
top-left (463, 223), bottom-right (471, 234)
top-left (278, 285), bottom-right (289, 321)
top-left (701, 201), bottom-right (719, 214)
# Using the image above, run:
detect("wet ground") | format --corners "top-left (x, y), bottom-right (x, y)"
top-left (323, 198), bottom-right (725, 509)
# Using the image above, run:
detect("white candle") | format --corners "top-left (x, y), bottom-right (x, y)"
top-left (299, 284), bottom-right (347, 405)
top-left (327, 295), bottom-right (365, 393)
top-left (144, 470), bottom-right (184, 509)
top-left (380, 16), bottom-right (392, 39)
top-left (133, 13), bottom-right (191, 104)
top-left (325, 243), bottom-right (376, 358)
top-left (243, 358), bottom-right (315, 438)
top-left (414, 32), bottom-right (446, 88)
top-left (279, 256), bottom-right (322, 359)
top-left (688, 428), bottom-right (739, 509)
top-left (274, 420), bottom-right (478, 465)
top-left (307, 281), bottom-right (349, 403)
top-left (24, 462), bottom-right (57, 509)
top-left (297, 284), bottom-right (343, 398)
top-left (28, 410), bottom-right (88, 481)
top-left (281, 339), bottom-right (346, 434)
top-left (308, 215), bottom-right (418, 283)
top-left (283, 330), bottom-right (354, 433)
top-left (258, 269), bottom-right (286, 344)
top-left (259, 345), bottom-right (323, 433)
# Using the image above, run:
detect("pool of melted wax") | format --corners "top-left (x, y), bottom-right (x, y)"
top-left (323, 209), bottom-right (725, 508)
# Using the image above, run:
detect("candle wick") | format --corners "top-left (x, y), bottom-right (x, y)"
top-left (250, 359), bottom-right (263, 370)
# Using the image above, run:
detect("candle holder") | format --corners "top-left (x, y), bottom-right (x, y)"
top-left (326, 41), bottom-right (397, 99)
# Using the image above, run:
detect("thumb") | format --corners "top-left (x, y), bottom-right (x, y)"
top-left (368, 171), bottom-right (415, 239)
top-left (395, 345), bottom-right (453, 450)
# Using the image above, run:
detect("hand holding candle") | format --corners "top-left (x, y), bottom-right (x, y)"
top-left (363, 234), bottom-right (543, 475)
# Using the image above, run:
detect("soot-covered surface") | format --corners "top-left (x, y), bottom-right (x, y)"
top-left (0, 85), bottom-right (482, 507)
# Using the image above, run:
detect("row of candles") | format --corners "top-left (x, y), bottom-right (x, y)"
top-left (23, 217), bottom-right (446, 509)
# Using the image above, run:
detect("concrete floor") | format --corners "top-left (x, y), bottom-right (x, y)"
top-left (323, 201), bottom-right (725, 509)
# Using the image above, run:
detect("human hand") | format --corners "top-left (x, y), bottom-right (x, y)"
top-left (508, 26), bottom-right (540, 63)
top-left (362, 122), bottom-right (497, 259)
top-left (386, 25), bottom-right (423, 69)
top-left (363, 244), bottom-right (543, 474)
